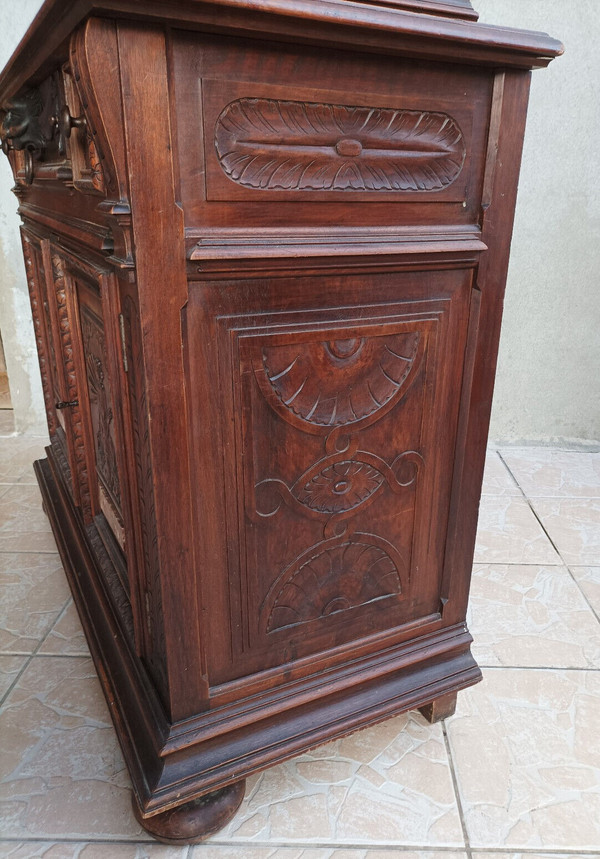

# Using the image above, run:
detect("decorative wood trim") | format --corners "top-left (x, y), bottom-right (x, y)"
top-left (50, 250), bottom-right (94, 521)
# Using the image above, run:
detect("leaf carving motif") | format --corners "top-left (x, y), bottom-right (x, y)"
top-left (215, 97), bottom-right (466, 192)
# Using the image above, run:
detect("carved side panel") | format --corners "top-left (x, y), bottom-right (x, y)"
top-left (239, 319), bottom-right (430, 650)
top-left (186, 269), bottom-right (474, 683)
top-left (210, 298), bottom-right (453, 674)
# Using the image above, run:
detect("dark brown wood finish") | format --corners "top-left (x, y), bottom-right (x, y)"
top-left (0, 0), bottom-right (561, 843)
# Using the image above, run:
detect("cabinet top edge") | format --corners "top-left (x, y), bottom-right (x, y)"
top-left (0, 0), bottom-right (563, 102)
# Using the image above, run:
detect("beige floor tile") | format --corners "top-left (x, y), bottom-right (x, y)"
top-left (570, 566), bottom-right (600, 615)
top-left (0, 485), bottom-right (57, 553)
top-left (193, 850), bottom-right (467, 858)
top-left (474, 853), bottom-right (600, 859)
top-left (530, 498), bottom-right (600, 565)
top-left (501, 448), bottom-right (600, 498)
top-left (0, 656), bottom-right (27, 700)
top-left (446, 668), bottom-right (600, 850)
top-left (39, 601), bottom-right (90, 657)
top-left (0, 436), bottom-right (48, 486)
top-left (0, 844), bottom-right (187, 858)
top-left (0, 656), bottom-right (143, 840)
top-left (0, 411), bottom-right (15, 435)
top-left (481, 451), bottom-right (521, 496)
top-left (474, 496), bottom-right (561, 565)
top-left (0, 553), bottom-right (70, 653)
top-left (468, 564), bottom-right (600, 668)
top-left (219, 712), bottom-right (464, 847)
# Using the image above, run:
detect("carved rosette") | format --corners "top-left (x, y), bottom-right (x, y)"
top-left (215, 97), bottom-right (465, 192)
top-left (52, 254), bottom-right (91, 518)
top-left (263, 534), bottom-right (406, 633)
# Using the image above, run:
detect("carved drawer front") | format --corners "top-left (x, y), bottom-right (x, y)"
top-left (173, 33), bottom-right (492, 228)
top-left (186, 268), bottom-right (473, 685)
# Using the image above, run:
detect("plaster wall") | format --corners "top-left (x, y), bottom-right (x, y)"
top-left (479, 0), bottom-right (600, 444)
top-left (0, 0), bottom-right (49, 434)
top-left (0, 1), bottom-right (598, 442)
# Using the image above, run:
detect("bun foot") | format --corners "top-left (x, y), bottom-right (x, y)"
top-left (132, 780), bottom-right (246, 845)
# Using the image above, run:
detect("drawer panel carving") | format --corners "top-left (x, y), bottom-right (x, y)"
top-left (200, 76), bottom-right (479, 209)
top-left (215, 97), bottom-right (466, 193)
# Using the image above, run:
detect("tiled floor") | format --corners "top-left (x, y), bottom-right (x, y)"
top-left (0, 434), bottom-right (599, 859)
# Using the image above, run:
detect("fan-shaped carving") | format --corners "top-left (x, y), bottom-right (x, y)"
top-left (265, 536), bottom-right (404, 633)
top-left (215, 97), bottom-right (465, 192)
top-left (257, 331), bottom-right (420, 431)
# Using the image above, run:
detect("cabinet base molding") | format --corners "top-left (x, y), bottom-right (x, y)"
top-left (35, 451), bottom-right (481, 822)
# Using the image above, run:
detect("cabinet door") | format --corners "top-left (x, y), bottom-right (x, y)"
top-left (49, 248), bottom-right (129, 564)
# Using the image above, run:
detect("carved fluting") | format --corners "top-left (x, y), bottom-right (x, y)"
top-left (257, 331), bottom-right (421, 431)
top-left (264, 535), bottom-right (405, 633)
top-left (52, 254), bottom-right (91, 518)
top-left (215, 98), bottom-right (465, 192)
top-left (80, 306), bottom-right (121, 508)
top-left (21, 238), bottom-right (57, 436)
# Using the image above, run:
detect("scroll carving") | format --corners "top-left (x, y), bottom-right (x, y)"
top-left (256, 450), bottom-right (423, 521)
top-left (215, 97), bottom-right (465, 192)
top-left (263, 534), bottom-right (406, 633)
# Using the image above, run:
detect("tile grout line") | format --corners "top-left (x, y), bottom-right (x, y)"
top-left (442, 720), bottom-right (473, 859)
top-left (498, 451), bottom-right (600, 626)
top-left (0, 597), bottom-right (72, 708)
top-left (1, 839), bottom-right (600, 856)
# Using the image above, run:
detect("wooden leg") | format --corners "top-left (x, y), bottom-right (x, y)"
top-left (132, 780), bottom-right (246, 845)
top-left (418, 691), bottom-right (457, 723)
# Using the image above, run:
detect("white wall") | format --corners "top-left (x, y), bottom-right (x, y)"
top-left (0, 0), bottom-right (49, 434)
top-left (479, 0), bottom-right (600, 444)
top-left (0, 1), bottom-right (597, 442)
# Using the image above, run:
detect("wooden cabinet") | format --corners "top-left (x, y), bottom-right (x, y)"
top-left (0, 0), bottom-right (561, 844)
